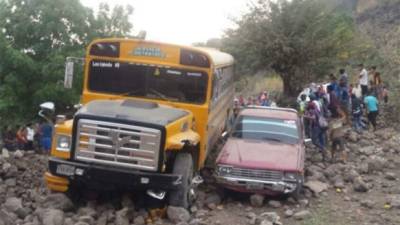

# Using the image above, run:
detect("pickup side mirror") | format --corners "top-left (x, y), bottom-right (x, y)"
top-left (304, 138), bottom-right (312, 145)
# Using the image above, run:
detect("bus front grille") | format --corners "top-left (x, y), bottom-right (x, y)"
top-left (74, 119), bottom-right (161, 171)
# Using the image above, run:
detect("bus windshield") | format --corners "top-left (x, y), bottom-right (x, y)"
top-left (88, 60), bottom-right (208, 104)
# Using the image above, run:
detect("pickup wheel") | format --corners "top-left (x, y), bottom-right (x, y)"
top-left (169, 153), bottom-right (194, 208)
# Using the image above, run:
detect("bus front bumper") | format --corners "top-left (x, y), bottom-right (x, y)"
top-left (45, 157), bottom-right (182, 191)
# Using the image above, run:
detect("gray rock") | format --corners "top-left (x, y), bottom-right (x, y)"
top-left (167, 206), bottom-right (190, 223)
top-left (74, 222), bottom-right (89, 225)
top-left (15, 208), bottom-right (29, 219)
top-left (387, 195), bottom-right (400, 208)
top-left (359, 146), bottom-right (375, 156)
top-left (13, 150), bottom-right (24, 159)
top-left (4, 197), bottom-right (23, 213)
top-left (2, 162), bottom-right (11, 172)
top-left (360, 199), bottom-right (374, 209)
top-left (293, 210), bottom-right (311, 220)
top-left (41, 209), bottom-right (64, 225)
top-left (63, 218), bottom-right (74, 225)
top-left (77, 207), bottom-right (97, 218)
top-left (204, 193), bottom-right (221, 206)
top-left (299, 199), bottom-right (309, 207)
top-left (2, 149), bottom-right (10, 158)
top-left (43, 193), bottom-right (74, 212)
top-left (121, 194), bottom-right (134, 209)
top-left (259, 220), bottom-right (273, 225)
top-left (115, 208), bottom-right (131, 225)
top-left (304, 181), bottom-right (329, 194)
top-left (367, 156), bottom-right (387, 173)
top-left (96, 214), bottom-right (108, 225)
top-left (358, 163), bottom-right (369, 174)
top-left (246, 212), bottom-right (257, 225)
top-left (347, 131), bottom-right (359, 142)
top-left (259, 212), bottom-right (280, 223)
top-left (4, 178), bottom-right (16, 187)
top-left (344, 169), bottom-right (360, 182)
top-left (385, 172), bottom-right (396, 180)
top-left (353, 177), bottom-right (369, 192)
top-left (267, 200), bottom-right (282, 208)
top-left (0, 209), bottom-right (18, 225)
top-left (133, 216), bottom-right (146, 225)
top-left (79, 216), bottom-right (94, 225)
top-left (249, 194), bottom-right (264, 207)
top-left (284, 209), bottom-right (294, 217)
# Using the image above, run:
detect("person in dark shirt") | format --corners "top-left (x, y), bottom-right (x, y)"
top-left (3, 126), bottom-right (17, 151)
top-left (327, 85), bottom-right (340, 118)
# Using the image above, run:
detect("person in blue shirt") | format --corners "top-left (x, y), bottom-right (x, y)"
top-left (39, 120), bottom-right (53, 153)
top-left (364, 91), bottom-right (379, 131)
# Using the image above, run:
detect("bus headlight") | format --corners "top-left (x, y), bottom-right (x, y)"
top-left (56, 135), bottom-right (71, 152)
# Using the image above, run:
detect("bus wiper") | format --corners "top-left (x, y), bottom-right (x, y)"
top-left (149, 89), bottom-right (179, 108)
top-left (118, 90), bottom-right (140, 97)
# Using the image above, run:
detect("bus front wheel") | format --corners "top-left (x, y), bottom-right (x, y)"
top-left (169, 153), bottom-right (194, 208)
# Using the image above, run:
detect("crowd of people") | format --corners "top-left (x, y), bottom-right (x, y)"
top-left (1, 120), bottom-right (53, 153)
top-left (298, 64), bottom-right (388, 163)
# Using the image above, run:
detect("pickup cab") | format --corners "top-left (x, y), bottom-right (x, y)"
top-left (215, 106), bottom-right (305, 197)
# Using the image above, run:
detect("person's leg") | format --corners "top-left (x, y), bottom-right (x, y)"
top-left (371, 111), bottom-right (378, 130)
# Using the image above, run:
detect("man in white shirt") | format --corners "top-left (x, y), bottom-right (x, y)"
top-left (26, 123), bottom-right (35, 150)
top-left (358, 64), bottom-right (369, 97)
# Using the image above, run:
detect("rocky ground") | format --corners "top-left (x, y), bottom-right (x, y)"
top-left (1, 114), bottom-right (400, 225)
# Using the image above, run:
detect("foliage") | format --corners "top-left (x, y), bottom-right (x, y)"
top-left (0, 0), bottom-right (134, 125)
top-left (222, 0), bottom-right (356, 96)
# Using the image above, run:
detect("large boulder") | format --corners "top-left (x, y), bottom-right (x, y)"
top-left (167, 206), bottom-right (190, 223)
top-left (42, 193), bottom-right (74, 212)
top-left (41, 209), bottom-right (64, 225)
top-left (304, 181), bottom-right (329, 194)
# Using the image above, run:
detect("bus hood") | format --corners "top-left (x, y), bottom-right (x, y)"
top-left (77, 99), bottom-right (188, 126)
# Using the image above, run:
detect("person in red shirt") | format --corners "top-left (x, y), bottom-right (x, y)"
top-left (16, 126), bottom-right (28, 150)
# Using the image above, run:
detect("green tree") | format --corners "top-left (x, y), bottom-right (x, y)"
top-left (223, 0), bottom-right (355, 96)
top-left (0, 0), bottom-right (134, 124)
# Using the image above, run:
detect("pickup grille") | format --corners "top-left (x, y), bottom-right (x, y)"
top-left (230, 168), bottom-right (283, 181)
top-left (74, 119), bottom-right (161, 171)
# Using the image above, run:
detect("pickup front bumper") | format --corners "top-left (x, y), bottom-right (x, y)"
top-left (215, 175), bottom-right (298, 194)
top-left (46, 157), bottom-right (182, 192)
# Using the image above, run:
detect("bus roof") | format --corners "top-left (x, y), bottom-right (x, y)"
top-left (89, 38), bottom-right (234, 68)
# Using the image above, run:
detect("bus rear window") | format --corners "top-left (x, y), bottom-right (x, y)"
top-left (88, 60), bottom-right (208, 104)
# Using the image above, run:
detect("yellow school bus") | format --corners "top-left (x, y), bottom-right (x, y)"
top-left (44, 38), bottom-right (234, 208)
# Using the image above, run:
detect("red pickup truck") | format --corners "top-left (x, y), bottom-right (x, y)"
top-left (215, 106), bottom-right (306, 198)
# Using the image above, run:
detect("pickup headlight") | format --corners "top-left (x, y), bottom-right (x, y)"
top-left (284, 172), bottom-right (298, 181)
top-left (56, 135), bottom-right (71, 152)
top-left (217, 165), bottom-right (233, 175)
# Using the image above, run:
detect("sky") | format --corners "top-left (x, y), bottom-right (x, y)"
top-left (81, 0), bottom-right (252, 45)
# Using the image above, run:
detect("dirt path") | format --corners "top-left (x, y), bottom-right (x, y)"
top-left (0, 118), bottom-right (399, 225)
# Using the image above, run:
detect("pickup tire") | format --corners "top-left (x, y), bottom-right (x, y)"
top-left (169, 153), bottom-right (194, 208)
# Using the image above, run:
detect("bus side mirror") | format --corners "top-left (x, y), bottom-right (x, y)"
top-left (38, 102), bottom-right (55, 124)
top-left (64, 60), bottom-right (74, 89)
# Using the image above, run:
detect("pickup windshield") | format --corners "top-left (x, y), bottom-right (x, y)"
top-left (231, 115), bottom-right (299, 144)
top-left (88, 60), bottom-right (208, 104)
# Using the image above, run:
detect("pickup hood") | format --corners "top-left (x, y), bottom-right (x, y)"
top-left (216, 138), bottom-right (301, 171)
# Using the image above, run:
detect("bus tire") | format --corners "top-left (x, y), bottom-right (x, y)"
top-left (169, 153), bottom-right (194, 208)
